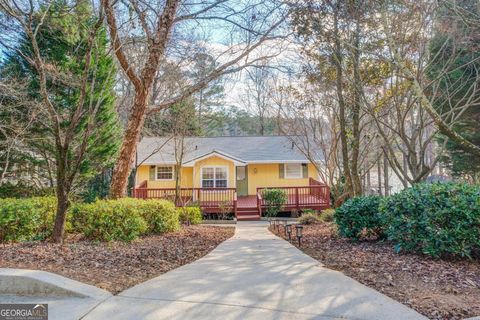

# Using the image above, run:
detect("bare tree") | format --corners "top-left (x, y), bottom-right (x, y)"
top-left (241, 63), bottom-right (275, 135)
top-left (102, 0), bottom-right (288, 198)
top-left (0, 80), bottom-right (39, 184)
top-left (380, 0), bottom-right (480, 156)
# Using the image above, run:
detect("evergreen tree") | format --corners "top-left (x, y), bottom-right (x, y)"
top-left (0, 0), bottom-right (121, 240)
top-left (428, 0), bottom-right (480, 181)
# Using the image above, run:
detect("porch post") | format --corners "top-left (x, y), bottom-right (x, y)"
top-left (295, 187), bottom-right (300, 211)
top-left (233, 191), bottom-right (237, 219)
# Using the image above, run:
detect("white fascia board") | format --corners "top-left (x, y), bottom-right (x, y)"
top-left (246, 160), bottom-right (311, 164)
top-left (182, 151), bottom-right (247, 166)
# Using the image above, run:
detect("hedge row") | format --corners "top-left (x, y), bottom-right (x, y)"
top-left (0, 196), bottom-right (60, 242)
top-left (334, 183), bottom-right (480, 258)
top-left (0, 197), bottom-right (202, 243)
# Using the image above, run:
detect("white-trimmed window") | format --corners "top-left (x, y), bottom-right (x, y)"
top-left (156, 166), bottom-right (174, 180)
top-left (201, 167), bottom-right (228, 188)
top-left (284, 163), bottom-right (302, 179)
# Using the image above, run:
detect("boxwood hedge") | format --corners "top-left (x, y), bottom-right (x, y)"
top-left (71, 198), bottom-right (180, 241)
top-left (0, 196), bottom-right (61, 242)
top-left (178, 206), bottom-right (202, 225)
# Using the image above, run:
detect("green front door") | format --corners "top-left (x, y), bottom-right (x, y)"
top-left (236, 166), bottom-right (248, 196)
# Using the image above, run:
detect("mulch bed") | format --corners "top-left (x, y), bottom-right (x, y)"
top-left (0, 225), bottom-right (234, 294)
top-left (270, 223), bottom-right (480, 320)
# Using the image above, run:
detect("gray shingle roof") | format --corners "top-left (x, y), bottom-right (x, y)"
top-left (137, 136), bottom-right (311, 165)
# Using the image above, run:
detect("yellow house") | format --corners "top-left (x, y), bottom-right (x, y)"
top-left (134, 136), bottom-right (329, 220)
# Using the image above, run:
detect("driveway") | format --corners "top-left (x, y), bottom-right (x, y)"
top-left (84, 221), bottom-right (425, 320)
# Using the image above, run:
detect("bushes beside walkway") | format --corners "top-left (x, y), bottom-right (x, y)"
top-left (0, 197), bottom-right (201, 243)
top-left (0, 196), bottom-right (61, 242)
top-left (334, 183), bottom-right (480, 258)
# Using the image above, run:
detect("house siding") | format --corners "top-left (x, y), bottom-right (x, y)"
top-left (136, 165), bottom-right (193, 188)
top-left (136, 158), bottom-right (318, 196)
top-left (193, 156), bottom-right (236, 189)
top-left (247, 163), bottom-right (317, 195)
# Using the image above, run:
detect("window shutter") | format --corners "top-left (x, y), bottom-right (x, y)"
top-left (173, 166), bottom-right (178, 181)
top-left (302, 164), bottom-right (308, 178)
top-left (149, 166), bottom-right (156, 181)
top-left (279, 164), bottom-right (284, 179)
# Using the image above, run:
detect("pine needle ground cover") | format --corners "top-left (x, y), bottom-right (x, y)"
top-left (0, 226), bottom-right (234, 294)
top-left (270, 224), bottom-right (480, 320)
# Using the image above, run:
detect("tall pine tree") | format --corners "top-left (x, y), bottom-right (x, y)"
top-left (0, 0), bottom-right (121, 241)
top-left (428, 0), bottom-right (480, 182)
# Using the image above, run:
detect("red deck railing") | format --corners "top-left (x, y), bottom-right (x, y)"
top-left (134, 178), bottom-right (329, 217)
top-left (256, 178), bottom-right (330, 212)
top-left (134, 182), bottom-right (237, 214)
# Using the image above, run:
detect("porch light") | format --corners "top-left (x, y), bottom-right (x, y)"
top-left (285, 224), bottom-right (292, 241)
top-left (295, 225), bottom-right (304, 246)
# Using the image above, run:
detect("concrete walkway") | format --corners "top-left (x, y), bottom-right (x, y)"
top-left (84, 221), bottom-right (425, 320)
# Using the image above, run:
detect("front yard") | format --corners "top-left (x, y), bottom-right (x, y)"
top-left (0, 225), bottom-right (234, 294)
top-left (270, 223), bottom-right (480, 320)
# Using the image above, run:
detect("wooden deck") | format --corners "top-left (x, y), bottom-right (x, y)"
top-left (134, 178), bottom-right (330, 221)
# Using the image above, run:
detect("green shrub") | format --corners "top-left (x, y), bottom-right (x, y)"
top-left (298, 213), bottom-right (320, 225)
top-left (320, 208), bottom-right (335, 222)
top-left (0, 196), bottom-right (59, 242)
top-left (139, 199), bottom-right (180, 233)
top-left (71, 198), bottom-right (148, 242)
top-left (178, 206), bottom-right (202, 225)
top-left (334, 195), bottom-right (383, 241)
top-left (262, 188), bottom-right (288, 217)
top-left (380, 183), bottom-right (480, 258)
top-left (301, 209), bottom-right (317, 215)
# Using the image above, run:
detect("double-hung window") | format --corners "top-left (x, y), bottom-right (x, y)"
top-left (156, 166), bottom-right (174, 180)
top-left (201, 167), bottom-right (227, 188)
top-left (284, 163), bottom-right (302, 179)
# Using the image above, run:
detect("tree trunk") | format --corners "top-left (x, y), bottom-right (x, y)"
top-left (377, 158), bottom-right (382, 196)
top-left (52, 189), bottom-right (69, 243)
top-left (383, 150), bottom-right (390, 196)
top-left (332, 10), bottom-right (353, 197)
top-left (350, 18), bottom-right (362, 196)
top-left (366, 165), bottom-right (371, 194)
top-left (52, 158), bottom-right (70, 244)
top-left (110, 91), bottom-right (149, 198)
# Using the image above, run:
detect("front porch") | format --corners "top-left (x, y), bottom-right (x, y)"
top-left (133, 178), bottom-right (330, 221)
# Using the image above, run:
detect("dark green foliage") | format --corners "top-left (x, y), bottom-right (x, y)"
top-left (262, 189), bottom-right (288, 217)
top-left (178, 206), bottom-right (202, 225)
top-left (334, 195), bottom-right (383, 241)
top-left (0, 196), bottom-right (68, 242)
top-left (379, 183), bottom-right (480, 258)
top-left (0, 0), bottom-right (121, 194)
top-left (428, 1), bottom-right (480, 181)
top-left (81, 169), bottom-right (113, 203)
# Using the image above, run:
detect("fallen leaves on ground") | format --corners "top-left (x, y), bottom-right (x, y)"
top-left (0, 226), bottom-right (234, 294)
top-left (270, 224), bottom-right (480, 320)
